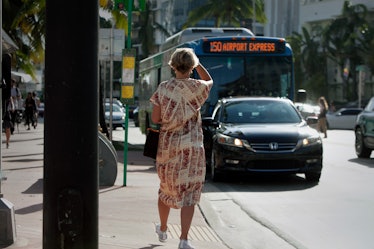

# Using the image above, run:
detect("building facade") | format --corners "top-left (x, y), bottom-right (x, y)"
top-left (299, 0), bottom-right (374, 103)
top-left (143, 0), bottom-right (374, 103)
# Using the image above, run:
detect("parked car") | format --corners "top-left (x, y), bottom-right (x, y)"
top-left (354, 97), bottom-right (374, 158)
top-left (203, 97), bottom-right (323, 182)
top-left (105, 103), bottom-right (125, 130)
top-left (326, 108), bottom-right (363, 130)
top-left (106, 98), bottom-right (125, 113)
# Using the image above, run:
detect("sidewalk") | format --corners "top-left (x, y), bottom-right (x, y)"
top-left (0, 121), bottom-right (229, 249)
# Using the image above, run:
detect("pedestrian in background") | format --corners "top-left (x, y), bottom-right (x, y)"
top-left (24, 92), bottom-right (37, 130)
top-left (150, 48), bottom-right (213, 249)
top-left (3, 97), bottom-right (15, 148)
top-left (32, 92), bottom-right (40, 127)
top-left (317, 96), bottom-right (329, 138)
top-left (329, 100), bottom-right (336, 113)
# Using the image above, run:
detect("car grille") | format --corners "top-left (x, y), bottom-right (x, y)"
top-left (248, 160), bottom-right (300, 170)
top-left (250, 142), bottom-right (296, 152)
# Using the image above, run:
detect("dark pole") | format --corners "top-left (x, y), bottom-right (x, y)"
top-left (44, 1), bottom-right (99, 248)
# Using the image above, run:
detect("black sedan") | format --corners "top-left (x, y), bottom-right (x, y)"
top-left (203, 97), bottom-right (323, 182)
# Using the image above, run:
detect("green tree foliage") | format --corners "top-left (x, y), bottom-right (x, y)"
top-left (3, 0), bottom-right (132, 78)
top-left (359, 18), bottom-right (374, 74)
top-left (323, 1), bottom-right (370, 101)
top-left (2, 0), bottom-right (44, 79)
top-left (288, 1), bottom-right (373, 102)
top-left (287, 27), bottom-right (327, 100)
top-left (183, 0), bottom-right (267, 28)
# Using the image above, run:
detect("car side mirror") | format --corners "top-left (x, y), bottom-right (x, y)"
top-left (202, 117), bottom-right (218, 128)
top-left (306, 116), bottom-right (318, 126)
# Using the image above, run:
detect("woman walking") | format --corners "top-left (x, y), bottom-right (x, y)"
top-left (150, 48), bottom-right (213, 249)
top-left (317, 96), bottom-right (329, 138)
top-left (24, 92), bottom-right (37, 130)
top-left (3, 97), bottom-right (15, 148)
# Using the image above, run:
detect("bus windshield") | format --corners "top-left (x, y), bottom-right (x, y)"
top-left (199, 55), bottom-right (292, 116)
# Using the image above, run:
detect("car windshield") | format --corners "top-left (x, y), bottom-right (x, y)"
top-left (221, 100), bottom-right (301, 124)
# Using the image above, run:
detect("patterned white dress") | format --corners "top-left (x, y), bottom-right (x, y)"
top-left (150, 77), bottom-right (213, 209)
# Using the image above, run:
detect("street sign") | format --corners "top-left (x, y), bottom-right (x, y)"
top-left (121, 48), bottom-right (136, 105)
top-left (99, 29), bottom-right (125, 61)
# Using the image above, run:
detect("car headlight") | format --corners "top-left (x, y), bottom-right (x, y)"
top-left (216, 133), bottom-right (245, 148)
top-left (301, 135), bottom-right (322, 147)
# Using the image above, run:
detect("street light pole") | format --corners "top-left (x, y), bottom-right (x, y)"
top-left (0, 0), bottom-right (3, 198)
top-left (44, 1), bottom-right (99, 247)
top-left (122, 0), bottom-right (133, 186)
top-left (252, 0), bottom-right (256, 34)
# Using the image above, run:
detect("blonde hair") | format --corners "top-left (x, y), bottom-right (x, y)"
top-left (168, 48), bottom-right (199, 74)
top-left (318, 96), bottom-right (329, 109)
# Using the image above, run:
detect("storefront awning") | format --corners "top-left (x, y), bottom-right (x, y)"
top-left (2, 28), bottom-right (19, 54)
top-left (11, 71), bottom-right (32, 83)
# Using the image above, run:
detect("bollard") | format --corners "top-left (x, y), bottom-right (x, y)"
top-left (0, 198), bottom-right (16, 246)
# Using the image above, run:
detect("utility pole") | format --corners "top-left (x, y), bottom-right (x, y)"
top-left (44, 1), bottom-right (99, 248)
top-left (252, 0), bottom-right (256, 34)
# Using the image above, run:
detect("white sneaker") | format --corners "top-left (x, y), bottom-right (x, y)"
top-left (155, 224), bottom-right (167, 242)
top-left (178, 239), bottom-right (195, 249)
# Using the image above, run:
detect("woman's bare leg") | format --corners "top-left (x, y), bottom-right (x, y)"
top-left (180, 205), bottom-right (195, 240)
top-left (158, 198), bottom-right (170, 231)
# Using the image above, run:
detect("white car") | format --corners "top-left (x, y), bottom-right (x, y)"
top-left (326, 108), bottom-right (363, 130)
top-left (105, 103), bottom-right (125, 130)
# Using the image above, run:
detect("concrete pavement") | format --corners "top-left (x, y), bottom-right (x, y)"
top-left (0, 120), bottom-right (229, 249)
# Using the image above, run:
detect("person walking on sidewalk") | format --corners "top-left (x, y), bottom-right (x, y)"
top-left (24, 92), bottom-right (37, 130)
top-left (3, 97), bottom-right (15, 148)
top-left (32, 91), bottom-right (41, 127)
top-left (150, 48), bottom-right (213, 249)
top-left (317, 96), bottom-right (329, 138)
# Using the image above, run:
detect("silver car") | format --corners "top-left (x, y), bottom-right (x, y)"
top-left (326, 108), bottom-right (363, 130)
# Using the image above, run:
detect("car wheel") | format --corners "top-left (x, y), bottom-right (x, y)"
top-left (210, 151), bottom-right (222, 182)
top-left (355, 128), bottom-right (371, 158)
top-left (305, 172), bottom-right (321, 182)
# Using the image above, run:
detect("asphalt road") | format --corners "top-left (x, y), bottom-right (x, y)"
top-left (120, 124), bottom-right (374, 249)
top-left (201, 129), bottom-right (374, 249)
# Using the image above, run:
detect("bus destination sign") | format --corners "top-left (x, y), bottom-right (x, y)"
top-left (203, 40), bottom-right (285, 53)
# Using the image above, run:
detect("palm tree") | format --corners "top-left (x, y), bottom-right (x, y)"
top-left (3, 0), bottom-right (133, 78)
top-left (323, 1), bottom-right (369, 101)
top-left (183, 0), bottom-right (266, 28)
top-left (2, 0), bottom-right (43, 78)
top-left (359, 18), bottom-right (374, 75)
top-left (288, 27), bottom-right (327, 99)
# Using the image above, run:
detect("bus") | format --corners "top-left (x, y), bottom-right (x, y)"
top-left (137, 27), bottom-right (294, 133)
